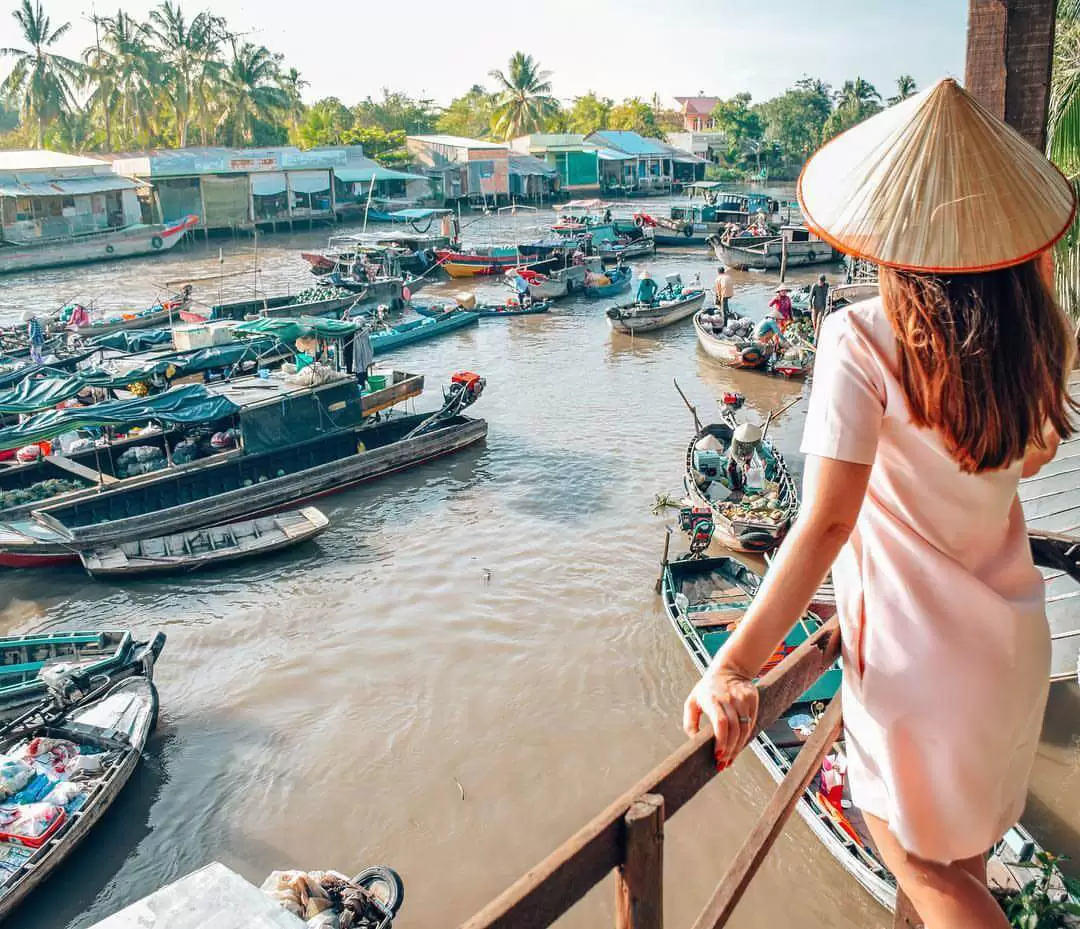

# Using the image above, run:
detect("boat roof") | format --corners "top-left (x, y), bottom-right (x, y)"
top-left (554, 199), bottom-right (611, 211)
top-left (387, 208), bottom-right (452, 220)
top-left (230, 316), bottom-right (362, 342)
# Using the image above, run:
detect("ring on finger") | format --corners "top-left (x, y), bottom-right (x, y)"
top-left (738, 715), bottom-right (751, 724)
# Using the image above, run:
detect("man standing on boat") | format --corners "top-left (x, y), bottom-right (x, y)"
top-left (23, 311), bottom-right (45, 363)
top-left (714, 266), bottom-right (735, 323)
top-left (808, 274), bottom-right (830, 335)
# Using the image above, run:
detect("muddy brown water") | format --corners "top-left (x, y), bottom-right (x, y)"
top-left (0, 200), bottom-right (1077, 929)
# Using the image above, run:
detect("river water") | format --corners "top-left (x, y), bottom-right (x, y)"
top-left (0, 199), bottom-right (1078, 929)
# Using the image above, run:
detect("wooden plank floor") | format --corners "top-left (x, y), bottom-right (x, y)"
top-left (1022, 374), bottom-right (1080, 680)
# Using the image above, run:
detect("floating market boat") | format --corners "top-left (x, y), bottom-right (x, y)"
top-left (68, 291), bottom-right (192, 340)
top-left (413, 301), bottom-right (549, 319)
top-left (504, 264), bottom-right (588, 300)
top-left (708, 225), bottom-right (840, 271)
top-left (0, 215), bottom-right (198, 276)
top-left (435, 246), bottom-right (528, 278)
top-left (635, 185), bottom-right (780, 246)
top-left (660, 553), bottom-right (1075, 914)
top-left (0, 630), bottom-right (165, 719)
top-left (368, 309), bottom-right (479, 354)
top-left (694, 309), bottom-right (813, 379)
top-left (582, 266), bottom-right (632, 299)
top-left (80, 507), bottom-right (329, 577)
top-left (683, 415), bottom-right (799, 551)
top-left (605, 286), bottom-right (706, 335)
top-left (180, 287), bottom-right (362, 323)
top-left (1, 372), bottom-right (485, 565)
top-left (0, 676), bottom-right (158, 920)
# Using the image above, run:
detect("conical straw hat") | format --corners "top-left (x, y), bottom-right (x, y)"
top-left (797, 78), bottom-right (1076, 273)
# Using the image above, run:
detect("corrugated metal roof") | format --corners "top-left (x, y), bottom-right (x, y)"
top-left (335, 160), bottom-right (427, 183)
top-left (595, 148), bottom-right (632, 161)
top-left (0, 150), bottom-right (111, 173)
top-left (508, 153), bottom-right (557, 177)
top-left (587, 131), bottom-right (671, 157)
top-left (407, 135), bottom-right (507, 151)
top-left (0, 175), bottom-right (143, 197)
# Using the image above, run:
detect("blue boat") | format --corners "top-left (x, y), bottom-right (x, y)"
top-left (413, 301), bottom-right (550, 319)
top-left (583, 266), bottom-right (632, 299)
top-left (369, 309), bottom-right (479, 355)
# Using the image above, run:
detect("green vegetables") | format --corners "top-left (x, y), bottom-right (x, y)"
top-left (0, 478), bottom-right (85, 510)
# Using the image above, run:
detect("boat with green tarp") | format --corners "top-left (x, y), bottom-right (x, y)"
top-left (0, 370), bottom-right (480, 567)
top-left (365, 310), bottom-right (479, 355)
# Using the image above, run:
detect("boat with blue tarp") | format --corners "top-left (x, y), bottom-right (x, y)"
top-left (368, 309), bottom-right (479, 354)
top-left (582, 266), bottom-right (632, 299)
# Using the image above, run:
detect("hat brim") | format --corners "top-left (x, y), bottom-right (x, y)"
top-left (796, 80), bottom-right (1078, 274)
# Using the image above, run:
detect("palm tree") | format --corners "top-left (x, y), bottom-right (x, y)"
top-left (888, 75), bottom-right (918, 106)
top-left (834, 77), bottom-right (882, 112)
top-left (146, 1), bottom-right (223, 146)
top-left (488, 52), bottom-right (559, 140)
top-left (84, 10), bottom-right (159, 150)
top-left (277, 66), bottom-right (308, 141)
top-left (0, 0), bottom-right (83, 147)
top-left (216, 41), bottom-right (288, 145)
top-left (1049, 0), bottom-right (1080, 320)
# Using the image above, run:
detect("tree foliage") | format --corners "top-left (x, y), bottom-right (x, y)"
top-left (489, 51), bottom-right (558, 140)
top-left (566, 91), bottom-right (612, 135)
top-left (609, 96), bottom-right (662, 137)
top-left (437, 84), bottom-right (496, 139)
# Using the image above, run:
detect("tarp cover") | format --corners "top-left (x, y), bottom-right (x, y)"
top-left (90, 329), bottom-right (175, 352)
top-left (231, 316), bottom-right (361, 342)
top-left (0, 376), bottom-right (85, 415)
top-left (0, 385), bottom-right (239, 451)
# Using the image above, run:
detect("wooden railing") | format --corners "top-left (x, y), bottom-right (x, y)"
top-left (459, 531), bottom-right (1080, 929)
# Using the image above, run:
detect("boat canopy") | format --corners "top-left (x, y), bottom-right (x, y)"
top-left (0, 384), bottom-right (239, 451)
top-left (555, 199), bottom-right (611, 211)
top-left (0, 339), bottom-right (282, 414)
top-left (90, 329), bottom-right (175, 352)
top-left (231, 316), bottom-right (363, 342)
top-left (387, 208), bottom-right (451, 221)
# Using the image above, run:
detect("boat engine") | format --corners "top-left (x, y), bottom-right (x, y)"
top-left (38, 663), bottom-right (96, 708)
top-left (721, 391), bottom-right (745, 410)
top-left (679, 506), bottom-right (715, 556)
top-left (447, 371), bottom-right (486, 410)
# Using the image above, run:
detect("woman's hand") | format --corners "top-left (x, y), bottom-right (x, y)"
top-left (683, 664), bottom-right (760, 770)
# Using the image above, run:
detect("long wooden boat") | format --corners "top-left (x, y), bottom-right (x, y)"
top-left (0, 630), bottom-right (165, 719)
top-left (0, 676), bottom-right (157, 919)
top-left (597, 237), bottom-right (654, 262)
top-left (505, 264), bottom-right (587, 300)
top-left (69, 294), bottom-right (191, 340)
top-left (683, 418), bottom-right (799, 552)
top-left (27, 398), bottom-right (486, 556)
top-left (413, 302), bottom-right (549, 319)
top-left (80, 506), bottom-right (328, 577)
top-left (369, 310), bottom-right (479, 354)
top-left (582, 266), bottom-right (632, 299)
top-left (661, 553), bottom-right (1075, 915)
top-left (694, 310), bottom-right (813, 379)
top-left (181, 289), bottom-right (361, 323)
top-left (606, 290), bottom-right (705, 334)
top-left (436, 247), bottom-right (524, 279)
top-left (708, 226), bottom-right (840, 271)
top-left (0, 215), bottom-right (197, 276)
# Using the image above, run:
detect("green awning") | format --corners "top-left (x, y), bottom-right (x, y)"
top-left (231, 316), bottom-right (362, 342)
top-left (335, 166), bottom-right (427, 184)
top-left (0, 385), bottom-right (240, 451)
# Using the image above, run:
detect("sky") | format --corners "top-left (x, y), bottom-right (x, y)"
top-left (1, 0), bottom-right (969, 109)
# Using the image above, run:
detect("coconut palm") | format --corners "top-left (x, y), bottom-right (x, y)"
top-left (216, 41), bottom-right (288, 145)
top-left (84, 10), bottom-right (159, 150)
top-left (834, 77), bottom-right (882, 112)
top-left (278, 66), bottom-right (308, 141)
top-left (0, 0), bottom-right (84, 147)
top-left (146, 1), bottom-right (223, 146)
top-left (1050, 0), bottom-right (1080, 320)
top-left (488, 52), bottom-right (559, 140)
top-left (888, 74), bottom-right (918, 105)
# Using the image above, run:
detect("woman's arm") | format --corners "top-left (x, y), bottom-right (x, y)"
top-left (683, 455), bottom-right (873, 767)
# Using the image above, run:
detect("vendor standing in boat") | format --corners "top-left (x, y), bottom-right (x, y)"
top-left (714, 266), bottom-right (735, 323)
top-left (636, 269), bottom-right (658, 305)
top-left (23, 311), bottom-right (45, 363)
top-left (808, 274), bottom-right (830, 335)
top-left (682, 79), bottom-right (1076, 929)
top-left (767, 286), bottom-right (793, 328)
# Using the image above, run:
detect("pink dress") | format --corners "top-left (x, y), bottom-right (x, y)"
top-left (801, 298), bottom-right (1050, 864)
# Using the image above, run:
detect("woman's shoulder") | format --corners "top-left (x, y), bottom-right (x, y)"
top-left (822, 297), bottom-right (894, 351)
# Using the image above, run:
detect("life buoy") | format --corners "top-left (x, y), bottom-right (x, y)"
top-left (634, 215), bottom-right (644, 227)
top-left (105, 244), bottom-right (115, 254)
top-left (739, 529), bottom-right (778, 551)
top-left (683, 225), bottom-right (694, 239)
top-left (740, 346), bottom-right (763, 366)
top-left (805, 249), bottom-right (816, 263)
top-left (151, 236), bottom-right (164, 250)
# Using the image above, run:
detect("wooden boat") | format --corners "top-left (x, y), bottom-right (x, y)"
top-left (505, 264), bottom-right (587, 300)
top-left (683, 417), bottom-right (799, 552)
top-left (181, 289), bottom-right (362, 323)
top-left (582, 266), bottom-right (632, 299)
top-left (0, 215), bottom-right (197, 276)
top-left (606, 289), bottom-right (706, 334)
top-left (369, 309), bottom-right (479, 354)
top-left (694, 310), bottom-right (813, 379)
top-left (597, 237), bottom-right (654, 262)
top-left (0, 676), bottom-right (158, 919)
top-left (24, 377), bottom-right (487, 556)
top-left (0, 630), bottom-right (165, 719)
top-left (436, 246), bottom-right (524, 278)
top-left (69, 293), bottom-right (191, 340)
top-left (80, 507), bottom-right (329, 577)
top-left (708, 225), bottom-right (840, 271)
top-left (413, 301), bottom-right (549, 319)
top-left (661, 553), bottom-right (1075, 914)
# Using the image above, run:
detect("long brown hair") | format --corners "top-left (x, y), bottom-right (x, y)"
top-left (880, 259), bottom-right (1077, 473)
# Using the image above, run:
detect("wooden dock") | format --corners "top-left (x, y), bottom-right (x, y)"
top-left (1021, 373), bottom-right (1080, 680)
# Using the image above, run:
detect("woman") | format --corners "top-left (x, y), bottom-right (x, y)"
top-left (683, 79), bottom-right (1077, 928)
top-left (768, 286), bottom-right (793, 326)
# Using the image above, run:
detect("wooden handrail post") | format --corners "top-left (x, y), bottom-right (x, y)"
top-left (689, 696), bottom-right (844, 929)
top-left (615, 794), bottom-right (664, 929)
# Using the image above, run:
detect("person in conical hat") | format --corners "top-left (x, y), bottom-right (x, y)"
top-left (683, 78), bottom-right (1076, 928)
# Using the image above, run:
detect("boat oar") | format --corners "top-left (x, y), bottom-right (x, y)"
top-left (761, 395), bottom-right (803, 441)
top-left (673, 378), bottom-right (702, 434)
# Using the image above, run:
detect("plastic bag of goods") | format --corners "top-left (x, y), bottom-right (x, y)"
top-left (0, 756), bottom-right (33, 799)
top-left (0, 803), bottom-right (65, 846)
top-left (172, 438), bottom-right (199, 464)
top-left (454, 292), bottom-right (476, 310)
top-left (20, 737), bottom-right (78, 775)
top-left (42, 780), bottom-right (85, 808)
top-left (260, 870), bottom-right (335, 920)
top-left (133, 445), bottom-right (164, 464)
top-left (15, 445), bottom-right (43, 463)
